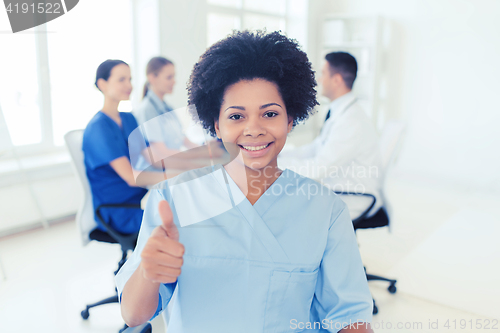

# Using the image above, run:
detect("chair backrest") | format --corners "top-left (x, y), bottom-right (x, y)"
top-left (64, 129), bottom-right (97, 246)
top-left (378, 120), bottom-right (406, 224)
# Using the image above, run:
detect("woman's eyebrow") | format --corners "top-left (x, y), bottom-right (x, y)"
top-left (224, 103), bottom-right (283, 113)
top-left (260, 103), bottom-right (283, 109)
top-left (224, 106), bottom-right (245, 112)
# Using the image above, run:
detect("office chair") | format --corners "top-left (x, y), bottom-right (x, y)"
top-left (64, 130), bottom-right (151, 333)
top-left (335, 120), bottom-right (406, 314)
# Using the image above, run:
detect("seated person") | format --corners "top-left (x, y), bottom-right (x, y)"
top-left (116, 31), bottom-right (374, 332)
top-left (83, 59), bottom-right (165, 235)
top-left (133, 56), bottom-right (224, 171)
top-left (279, 52), bottom-right (382, 219)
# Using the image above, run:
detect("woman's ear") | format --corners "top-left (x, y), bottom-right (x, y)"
top-left (146, 73), bottom-right (156, 86)
top-left (214, 120), bottom-right (221, 139)
top-left (287, 116), bottom-right (293, 133)
top-left (96, 78), bottom-right (106, 93)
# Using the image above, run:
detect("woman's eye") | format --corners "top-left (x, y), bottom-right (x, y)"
top-left (229, 114), bottom-right (242, 120)
top-left (264, 111), bottom-right (278, 118)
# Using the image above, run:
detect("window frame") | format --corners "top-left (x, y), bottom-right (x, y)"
top-left (206, 0), bottom-right (289, 46)
top-left (1, 1), bottom-right (136, 158)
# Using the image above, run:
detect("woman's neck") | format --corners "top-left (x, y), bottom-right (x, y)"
top-left (150, 87), bottom-right (165, 101)
top-left (101, 98), bottom-right (121, 125)
top-left (101, 97), bottom-right (120, 116)
top-left (224, 159), bottom-right (282, 205)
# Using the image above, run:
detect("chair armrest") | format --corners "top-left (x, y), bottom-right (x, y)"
top-left (333, 191), bottom-right (376, 226)
top-left (95, 203), bottom-right (141, 250)
top-left (121, 322), bottom-right (152, 333)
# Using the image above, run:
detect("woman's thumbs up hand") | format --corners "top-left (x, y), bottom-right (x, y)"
top-left (140, 200), bottom-right (184, 284)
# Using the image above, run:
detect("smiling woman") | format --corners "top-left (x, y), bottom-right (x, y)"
top-left (116, 31), bottom-right (374, 333)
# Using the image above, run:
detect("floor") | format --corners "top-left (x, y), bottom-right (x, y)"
top-left (0, 174), bottom-right (498, 333)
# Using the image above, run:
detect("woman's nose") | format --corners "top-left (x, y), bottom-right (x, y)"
top-left (243, 118), bottom-right (266, 137)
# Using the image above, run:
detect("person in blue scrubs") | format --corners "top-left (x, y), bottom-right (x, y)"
top-left (116, 32), bottom-right (374, 332)
top-left (83, 60), bottom-right (163, 235)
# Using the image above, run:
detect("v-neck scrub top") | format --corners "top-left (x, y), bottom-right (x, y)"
top-left (82, 111), bottom-right (147, 234)
top-left (115, 164), bottom-right (372, 332)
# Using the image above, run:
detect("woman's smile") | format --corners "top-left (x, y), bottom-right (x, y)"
top-left (239, 141), bottom-right (274, 157)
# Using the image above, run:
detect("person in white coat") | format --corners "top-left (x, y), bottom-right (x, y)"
top-left (279, 52), bottom-right (382, 219)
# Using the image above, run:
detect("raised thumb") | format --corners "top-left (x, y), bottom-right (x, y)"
top-left (158, 200), bottom-right (179, 241)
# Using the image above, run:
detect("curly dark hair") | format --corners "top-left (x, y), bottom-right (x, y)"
top-left (187, 30), bottom-right (318, 137)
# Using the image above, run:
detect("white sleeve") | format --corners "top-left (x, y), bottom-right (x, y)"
top-left (280, 115), bottom-right (365, 179)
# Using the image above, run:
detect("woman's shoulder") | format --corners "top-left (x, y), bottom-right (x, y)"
top-left (119, 111), bottom-right (137, 121)
top-left (86, 110), bottom-right (105, 124)
top-left (282, 169), bottom-right (338, 195)
top-left (133, 96), bottom-right (156, 121)
top-left (83, 111), bottom-right (108, 134)
top-left (281, 168), bottom-right (345, 211)
top-left (82, 112), bottom-right (116, 150)
top-left (136, 95), bottom-right (154, 110)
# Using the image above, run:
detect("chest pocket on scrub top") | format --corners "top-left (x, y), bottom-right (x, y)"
top-left (264, 269), bottom-right (319, 332)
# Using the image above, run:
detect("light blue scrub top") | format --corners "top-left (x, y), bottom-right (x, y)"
top-left (133, 90), bottom-right (184, 150)
top-left (116, 164), bottom-right (372, 332)
top-left (132, 90), bottom-right (185, 171)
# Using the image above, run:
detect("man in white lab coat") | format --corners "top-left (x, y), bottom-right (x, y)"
top-left (279, 52), bottom-right (382, 219)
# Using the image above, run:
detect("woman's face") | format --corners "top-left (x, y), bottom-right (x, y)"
top-left (215, 79), bottom-right (292, 171)
top-left (99, 64), bottom-right (132, 101)
top-left (149, 64), bottom-right (176, 96)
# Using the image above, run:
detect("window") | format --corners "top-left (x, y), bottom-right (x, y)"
top-left (244, 0), bottom-right (286, 16)
top-left (207, 0), bottom-right (242, 8)
top-left (207, 12), bottom-right (242, 46)
top-left (47, 0), bottom-right (134, 146)
top-left (207, 0), bottom-right (308, 50)
top-left (243, 13), bottom-right (285, 31)
top-left (0, 33), bottom-right (42, 147)
top-left (0, 0), bottom-right (134, 151)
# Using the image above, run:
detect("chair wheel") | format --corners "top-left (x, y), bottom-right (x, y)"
top-left (388, 283), bottom-right (397, 294)
top-left (372, 299), bottom-right (378, 315)
top-left (81, 309), bottom-right (90, 320)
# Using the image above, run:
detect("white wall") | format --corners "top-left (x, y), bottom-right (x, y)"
top-left (158, 0), bottom-right (208, 111)
top-left (0, 170), bottom-right (81, 235)
top-left (131, 0), bottom-right (161, 106)
top-left (324, 0), bottom-right (500, 193)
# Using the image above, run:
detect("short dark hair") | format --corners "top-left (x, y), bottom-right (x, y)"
top-left (325, 52), bottom-right (357, 89)
top-left (187, 30), bottom-right (318, 137)
top-left (95, 59), bottom-right (128, 91)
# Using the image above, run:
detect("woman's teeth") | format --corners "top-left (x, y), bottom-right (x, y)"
top-left (242, 143), bottom-right (270, 151)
